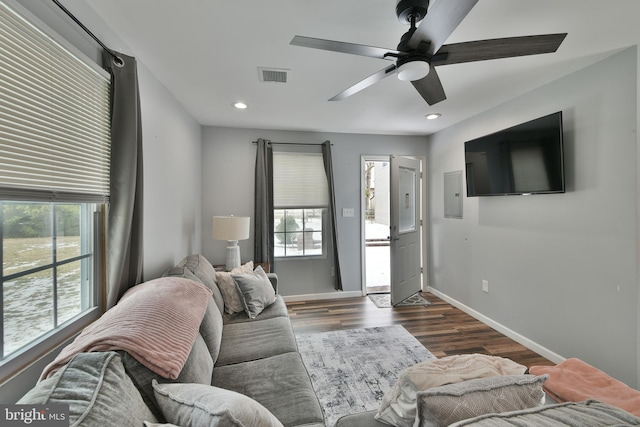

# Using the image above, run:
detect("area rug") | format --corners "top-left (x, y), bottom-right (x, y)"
top-left (295, 325), bottom-right (435, 427)
top-left (368, 292), bottom-right (431, 308)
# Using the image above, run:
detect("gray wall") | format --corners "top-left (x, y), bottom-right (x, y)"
top-left (201, 127), bottom-right (428, 297)
top-left (138, 63), bottom-right (203, 279)
top-left (427, 47), bottom-right (639, 387)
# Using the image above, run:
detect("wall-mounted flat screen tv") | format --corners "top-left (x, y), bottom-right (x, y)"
top-left (464, 111), bottom-right (565, 197)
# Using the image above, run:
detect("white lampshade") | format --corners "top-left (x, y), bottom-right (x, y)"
top-left (397, 60), bottom-right (430, 81)
top-left (212, 216), bottom-right (250, 241)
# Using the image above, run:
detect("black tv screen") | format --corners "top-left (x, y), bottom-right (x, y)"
top-left (464, 112), bottom-right (565, 197)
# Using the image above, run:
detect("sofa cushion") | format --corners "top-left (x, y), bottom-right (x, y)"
top-left (198, 297), bottom-right (224, 364)
top-left (215, 261), bottom-right (254, 314)
top-left (212, 352), bottom-right (324, 427)
top-left (19, 352), bottom-right (157, 426)
top-left (417, 375), bottom-right (547, 426)
top-left (376, 354), bottom-right (528, 427)
top-left (122, 334), bottom-right (213, 422)
top-left (162, 265), bottom-right (204, 285)
top-left (216, 316), bottom-right (298, 366)
top-left (223, 295), bottom-right (288, 324)
top-left (152, 380), bottom-right (284, 427)
top-left (450, 399), bottom-right (640, 426)
top-left (233, 265), bottom-right (277, 319)
top-left (177, 254), bottom-right (225, 314)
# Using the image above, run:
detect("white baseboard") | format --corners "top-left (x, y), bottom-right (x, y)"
top-left (427, 287), bottom-right (566, 364)
top-left (283, 290), bottom-right (362, 303)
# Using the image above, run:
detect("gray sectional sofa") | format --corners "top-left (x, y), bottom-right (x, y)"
top-left (18, 254), bottom-right (325, 427)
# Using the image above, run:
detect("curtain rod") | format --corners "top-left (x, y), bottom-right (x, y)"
top-left (252, 141), bottom-right (332, 146)
top-left (52, 0), bottom-right (122, 65)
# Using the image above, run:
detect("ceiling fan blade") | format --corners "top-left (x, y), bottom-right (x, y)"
top-left (291, 36), bottom-right (398, 61)
top-left (329, 64), bottom-right (397, 101)
top-left (408, 0), bottom-right (479, 54)
top-left (412, 67), bottom-right (446, 105)
top-left (431, 34), bottom-right (568, 66)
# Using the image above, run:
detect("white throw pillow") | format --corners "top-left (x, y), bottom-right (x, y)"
top-left (215, 261), bottom-right (253, 314)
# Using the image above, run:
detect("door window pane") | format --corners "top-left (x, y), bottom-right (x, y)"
top-left (398, 167), bottom-right (416, 233)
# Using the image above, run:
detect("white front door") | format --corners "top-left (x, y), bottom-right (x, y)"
top-left (389, 156), bottom-right (422, 306)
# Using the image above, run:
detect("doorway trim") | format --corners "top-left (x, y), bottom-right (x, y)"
top-left (360, 155), bottom-right (428, 297)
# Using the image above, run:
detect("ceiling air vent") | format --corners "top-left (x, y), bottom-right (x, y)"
top-left (258, 67), bottom-right (288, 83)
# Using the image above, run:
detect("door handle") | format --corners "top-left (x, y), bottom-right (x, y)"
top-left (391, 235), bottom-right (400, 241)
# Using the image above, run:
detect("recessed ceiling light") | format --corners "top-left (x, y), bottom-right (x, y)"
top-left (425, 113), bottom-right (441, 120)
top-left (233, 102), bottom-right (248, 109)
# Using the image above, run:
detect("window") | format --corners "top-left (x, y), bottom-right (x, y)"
top-left (274, 208), bottom-right (324, 257)
top-left (0, 1), bottom-right (110, 375)
top-left (273, 149), bottom-right (329, 258)
top-left (1, 202), bottom-right (98, 359)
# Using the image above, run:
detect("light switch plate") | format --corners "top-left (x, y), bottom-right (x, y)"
top-left (342, 208), bottom-right (355, 217)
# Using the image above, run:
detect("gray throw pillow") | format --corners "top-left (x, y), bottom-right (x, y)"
top-left (152, 381), bottom-right (284, 427)
top-left (450, 399), bottom-right (640, 426)
top-left (19, 352), bottom-right (157, 427)
top-left (233, 266), bottom-right (277, 319)
top-left (417, 375), bottom-right (547, 427)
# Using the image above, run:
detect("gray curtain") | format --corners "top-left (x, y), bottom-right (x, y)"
top-left (322, 141), bottom-right (343, 291)
top-left (254, 139), bottom-right (274, 271)
top-left (103, 52), bottom-right (144, 308)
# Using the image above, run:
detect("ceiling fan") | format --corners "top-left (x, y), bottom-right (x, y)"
top-left (290, 0), bottom-right (567, 105)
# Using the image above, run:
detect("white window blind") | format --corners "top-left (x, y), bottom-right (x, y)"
top-left (0, 1), bottom-right (111, 202)
top-left (273, 150), bottom-right (329, 208)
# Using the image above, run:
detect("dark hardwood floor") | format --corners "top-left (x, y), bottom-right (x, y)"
top-left (287, 292), bottom-right (554, 369)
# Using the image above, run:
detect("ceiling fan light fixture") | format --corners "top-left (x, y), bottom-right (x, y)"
top-left (397, 60), bottom-right (429, 81)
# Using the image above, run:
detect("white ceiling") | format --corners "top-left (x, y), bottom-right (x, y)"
top-left (85, 0), bottom-right (640, 136)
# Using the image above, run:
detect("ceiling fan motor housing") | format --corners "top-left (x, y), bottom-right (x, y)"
top-left (396, 0), bottom-right (429, 24)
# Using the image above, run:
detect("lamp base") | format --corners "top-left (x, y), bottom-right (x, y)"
top-left (225, 240), bottom-right (241, 271)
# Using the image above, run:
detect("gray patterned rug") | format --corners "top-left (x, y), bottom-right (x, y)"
top-left (368, 292), bottom-right (431, 308)
top-left (295, 325), bottom-right (435, 427)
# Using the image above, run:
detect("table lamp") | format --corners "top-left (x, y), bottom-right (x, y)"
top-left (212, 215), bottom-right (250, 271)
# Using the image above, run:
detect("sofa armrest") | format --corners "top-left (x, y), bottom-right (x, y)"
top-left (267, 273), bottom-right (278, 294)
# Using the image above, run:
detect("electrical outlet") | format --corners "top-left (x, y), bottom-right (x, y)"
top-left (482, 280), bottom-right (489, 293)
